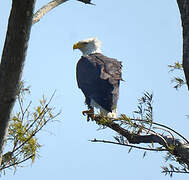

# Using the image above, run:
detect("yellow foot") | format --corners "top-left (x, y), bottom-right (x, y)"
top-left (82, 108), bottom-right (95, 121)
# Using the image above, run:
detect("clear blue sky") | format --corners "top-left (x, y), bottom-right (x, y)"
top-left (0, 0), bottom-right (188, 179)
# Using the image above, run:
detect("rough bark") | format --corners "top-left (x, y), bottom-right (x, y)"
top-left (0, 0), bottom-right (36, 159)
top-left (177, 0), bottom-right (189, 89)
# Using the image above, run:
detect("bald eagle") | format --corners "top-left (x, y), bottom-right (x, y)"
top-left (73, 37), bottom-right (122, 118)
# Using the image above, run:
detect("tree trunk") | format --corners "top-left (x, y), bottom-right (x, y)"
top-left (177, 0), bottom-right (189, 89)
top-left (0, 0), bottom-right (36, 160)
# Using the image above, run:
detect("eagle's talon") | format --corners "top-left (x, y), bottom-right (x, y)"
top-left (82, 110), bottom-right (88, 116)
top-left (82, 108), bottom-right (95, 121)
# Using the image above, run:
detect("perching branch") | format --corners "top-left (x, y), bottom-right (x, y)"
top-left (94, 116), bottom-right (182, 147)
top-left (87, 92), bottom-right (189, 176)
top-left (92, 115), bottom-right (189, 171)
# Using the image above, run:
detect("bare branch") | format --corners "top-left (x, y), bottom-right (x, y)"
top-left (32, 0), bottom-right (95, 25)
top-left (90, 139), bottom-right (166, 152)
top-left (162, 170), bottom-right (189, 174)
top-left (32, 0), bottom-right (68, 24)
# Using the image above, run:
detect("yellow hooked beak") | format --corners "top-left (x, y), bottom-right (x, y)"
top-left (73, 42), bottom-right (86, 50)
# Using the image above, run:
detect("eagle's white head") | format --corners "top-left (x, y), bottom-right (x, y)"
top-left (73, 37), bottom-right (101, 55)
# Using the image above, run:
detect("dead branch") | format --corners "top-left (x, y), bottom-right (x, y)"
top-left (32, 0), bottom-right (68, 24)
top-left (32, 0), bottom-right (94, 25)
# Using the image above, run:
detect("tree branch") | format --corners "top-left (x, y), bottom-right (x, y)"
top-left (32, 0), bottom-right (94, 25)
top-left (90, 139), bottom-right (166, 151)
top-left (32, 0), bottom-right (68, 25)
top-left (162, 170), bottom-right (189, 174)
top-left (129, 118), bottom-right (189, 144)
top-left (93, 116), bottom-right (189, 166)
top-left (95, 117), bottom-right (172, 146)
top-left (0, 155), bottom-right (33, 171)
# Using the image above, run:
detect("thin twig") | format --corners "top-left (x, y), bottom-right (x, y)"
top-left (1, 111), bottom-right (60, 171)
top-left (13, 91), bottom-right (57, 152)
top-left (24, 90), bottom-right (56, 134)
top-left (117, 118), bottom-right (170, 149)
top-left (153, 126), bottom-right (175, 143)
top-left (130, 118), bottom-right (189, 144)
top-left (17, 95), bottom-right (24, 116)
top-left (90, 139), bottom-right (167, 152)
top-left (13, 111), bottom-right (60, 153)
top-left (0, 155), bottom-right (33, 171)
top-left (132, 122), bottom-right (170, 149)
top-left (21, 101), bottom-right (32, 121)
top-left (162, 170), bottom-right (189, 174)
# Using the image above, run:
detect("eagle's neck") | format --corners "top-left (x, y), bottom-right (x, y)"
top-left (82, 48), bottom-right (101, 55)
